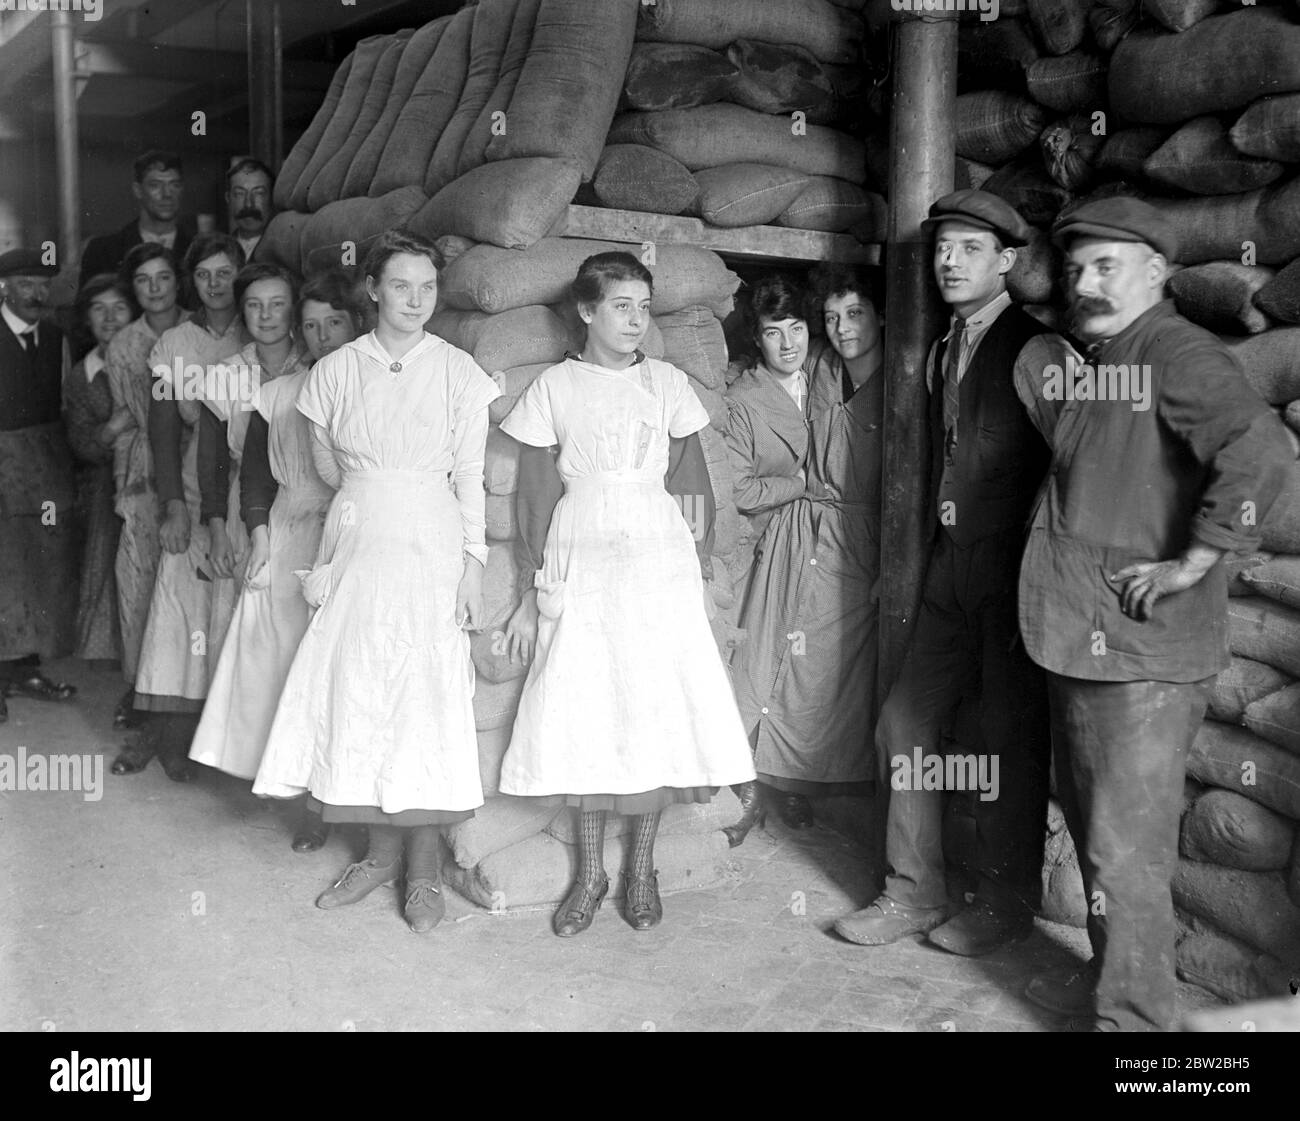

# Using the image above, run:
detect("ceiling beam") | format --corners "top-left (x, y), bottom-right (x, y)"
top-left (72, 40), bottom-right (334, 89)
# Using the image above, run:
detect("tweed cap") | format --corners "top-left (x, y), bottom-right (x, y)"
top-left (923, 189), bottom-right (1031, 248)
top-left (0, 248), bottom-right (58, 278)
top-left (1051, 197), bottom-right (1179, 262)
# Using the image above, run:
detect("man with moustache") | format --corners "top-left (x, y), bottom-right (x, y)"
top-left (1016, 198), bottom-right (1293, 1031)
top-left (834, 190), bottom-right (1052, 956)
top-left (0, 249), bottom-right (80, 723)
top-left (79, 151), bottom-right (195, 289)
top-left (225, 157), bottom-right (274, 262)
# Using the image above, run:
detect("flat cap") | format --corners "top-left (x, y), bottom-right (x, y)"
top-left (0, 248), bottom-right (58, 278)
top-left (1051, 197), bottom-right (1178, 262)
top-left (923, 189), bottom-right (1031, 248)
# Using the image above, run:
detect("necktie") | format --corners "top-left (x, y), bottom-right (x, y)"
top-left (942, 317), bottom-right (966, 454)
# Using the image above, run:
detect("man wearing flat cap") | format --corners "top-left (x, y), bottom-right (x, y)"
top-left (0, 248), bottom-right (80, 723)
top-left (835, 190), bottom-right (1053, 955)
top-left (1015, 197), bottom-right (1292, 1030)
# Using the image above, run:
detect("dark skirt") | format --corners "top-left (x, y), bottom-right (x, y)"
top-left (759, 773), bottom-right (873, 798)
top-left (561, 785), bottom-right (716, 815)
top-left (306, 795), bottom-right (475, 828)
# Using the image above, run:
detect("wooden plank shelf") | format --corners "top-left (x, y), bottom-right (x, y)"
top-left (554, 205), bottom-right (881, 267)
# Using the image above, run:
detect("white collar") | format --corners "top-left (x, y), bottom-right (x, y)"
top-left (84, 348), bottom-right (106, 382)
top-left (948, 289), bottom-right (1012, 338)
top-left (2, 302), bottom-right (37, 341)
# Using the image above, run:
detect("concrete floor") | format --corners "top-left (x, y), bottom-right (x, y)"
top-left (3, 660), bottom-right (1223, 1032)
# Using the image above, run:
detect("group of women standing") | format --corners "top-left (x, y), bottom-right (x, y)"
top-left (64, 219), bottom-right (885, 937)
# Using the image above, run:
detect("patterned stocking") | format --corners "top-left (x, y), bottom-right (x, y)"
top-left (577, 810), bottom-right (607, 884)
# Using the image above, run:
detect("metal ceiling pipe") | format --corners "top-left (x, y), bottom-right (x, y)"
top-left (247, 0), bottom-right (283, 169)
top-left (51, 8), bottom-right (81, 272)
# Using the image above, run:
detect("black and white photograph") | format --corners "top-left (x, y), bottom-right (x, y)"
top-left (2, 0), bottom-right (1299, 1061)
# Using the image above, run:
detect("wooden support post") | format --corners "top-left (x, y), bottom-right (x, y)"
top-left (878, 13), bottom-right (957, 707)
top-left (246, 0), bottom-right (283, 168)
top-left (51, 10), bottom-right (80, 272)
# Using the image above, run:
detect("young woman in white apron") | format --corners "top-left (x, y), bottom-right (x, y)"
top-left (254, 232), bottom-right (499, 933)
top-left (499, 252), bottom-right (755, 937)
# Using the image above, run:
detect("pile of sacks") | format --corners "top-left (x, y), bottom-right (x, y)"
top-left (259, 0), bottom-right (638, 266)
top-left (421, 236), bottom-right (752, 911)
top-left (929, 0), bottom-right (1300, 999)
top-left (594, 0), bottom-right (885, 238)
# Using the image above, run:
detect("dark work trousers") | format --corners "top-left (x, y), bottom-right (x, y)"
top-left (878, 528), bottom-right (1051, 915)
top-left (1047, 673), bottom-right (1209, 1032)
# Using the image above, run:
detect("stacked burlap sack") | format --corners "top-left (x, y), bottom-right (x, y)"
top-left (258, 0), bottom-right (640, 266)
top-left (924, 0), bottom-right (1300, 998)
top-left (597, 0), bottom-right (886, 240)
top-left (417, 237), bottom-right (752, 911)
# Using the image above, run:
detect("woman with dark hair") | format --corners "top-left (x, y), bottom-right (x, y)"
top-left (63, 274), bottom-right (136, 667)
top-left (62, 275), bottom-right (133, 671)
top-left (104, 244), bottom-right (187, 734)
top-left (115, 233), bottom-right (249, 780)
top-left (722, 268), bottom-right (884, 845)
top-left (254, 230), bottom-right (499, 933)
top-left (188, 263), bottom-right (314, 783)
top-left (498, 251), bottom-right (754, 937)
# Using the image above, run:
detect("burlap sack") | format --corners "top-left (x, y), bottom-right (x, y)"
top-left (470, 617), bottom-right (530, 683)
top-left (955, 158), bottom-right (997, 191)
top-left (636, 0), bottom-right (864, 65)
top-left (252, 210), bottom-right (308, 274)
top-left (343, 18), bottom-right (450, 199)
top-left (276, 52), bottom-right (353, 211)
top-left (1188, 719), bottom-right (1300, 819)
top-left (623, 42), bottom-right (737, 112)
top-left (1146, 0), bottom-right (1223, 32)
top-left (726, 39), bottom-right (835, 118)
top-left (1144, 116), bottom-right (1285, 197)
top-left (656, 306), bottom-right (728, 392)
top-left (1088, 0), bottom-right (1140, 52)
top-left (1096, 127), bottom-right (1168, 180)
top-left (1207, 655), bottom-right (1290, 722)
top-left (1176, 914), bottom-right (1297, 1004)
top-left (485, 0), bottom-right (638, 178)
top-left (308, 32), bottom-right (413, 211)
top-left (1285, 400), bottom-right (1300, 437)
top-left (1244, 682), bottom-right (1300, 755)
top-left (458, 0), bottom-right (542, 181)
top-left (1227, 327), bottom-right (1300, 404)
top-left (692, 164), bottom-right (810, 228)
top-left (1181, 788), bottom-right (1295, 870)
top-left (472, 305), bottom-right (576, 373)
top-left (608, 105), bottom-right (866, 182)
top-left (297, 187), bottom-right (428, 273)
top-left (485, 492), bottom-right (516, 542)
top-left (371, 7), bottom-right (472, 197)
top-left (1228, 596), bottom-right (1300, 677)
top-left (1169, 262), bottom-right (1276, 335)
top-left (1040, 798), bottom-right (1087, 927)
top-left (1231, 92), bottom-right (1300, 163)
top-left (1228, 552), bottom-right (1275, 597)
top-left (1027, 0), bottom-right (1088, 55)
top-left (483, 425), bottom-right (521, 496)
top-left (287, 35), bottom-right (391, 212)
top-left (1006, 226), bottom-right (1057, 305)
top-left (477, 723), bottom-right (512, 796)
top-left (408, 157), bottom-right (584, 251)
top-left (1259, 458), bottom-right (1300, 552)
top-left (1025, 50), bottom-right (1107, 113)
top-left (1110, 8), bottom-right (1300, 125)
top-left (1157, 176), bottom-right (1300, 267)
top-left (692, 380), bottom-right (728, 431)
top-left (1240, 555), bottom-right (1300, 610)
top-left (959, 19), bottom-right (1039, 93)
top-left (1172, 859), bottom-right (1300, 963)
top-left (955, 91), bottom-right (1048, 165)
top-left (592, 144), bottom-right (700, 215)
top-left (1290, 830), bottom-right (1300, 907)
top-left (439, 238), bottom-right (739, 317)
top-left (1253, 260), bottom-right (1300, 325)
top-left (776, 178), bottom-right (885, 236)
top-left (1040, 115), bottom-right (1103, 193)
top-left (444, 794), bottom-right (560, 870)
top-left (983, 157), bottom-right (1073, 227)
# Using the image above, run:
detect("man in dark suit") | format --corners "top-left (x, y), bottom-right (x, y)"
top-left (833, 191), bottom-right (1053, 956)
top-left (0, 249), bottom-right (81, 722)
top-left (79, 150), bottom-right (196, 289)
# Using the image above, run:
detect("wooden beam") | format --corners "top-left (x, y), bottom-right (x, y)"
top-left (71, 40), bottom-right (334, 90)
top-left (555, 205), bottom-right (879, 265)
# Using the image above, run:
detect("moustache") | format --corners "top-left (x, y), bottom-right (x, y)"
top-left (1071, 296), bottom-right (1115, 316)
top-left (236, 207), bottom-right (264, 221)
